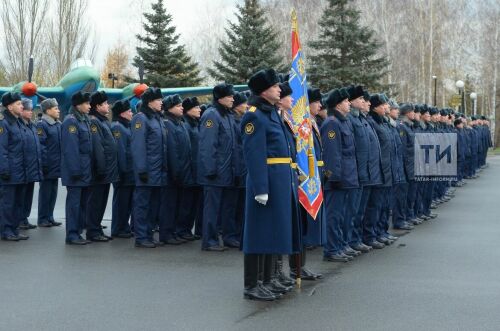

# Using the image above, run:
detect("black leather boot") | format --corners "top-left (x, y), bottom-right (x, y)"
top-left (275, 256), bottom-right (295, 287)
top-left (244, 254), bottom-right (276, 301)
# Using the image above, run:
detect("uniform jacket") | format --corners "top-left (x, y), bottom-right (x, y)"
top-left (232, 112), bottom-right (247, 188)
top-left (130, 105), bottom-right (168, 187)
top-left (61, 107), bottom-right (93, 187)
top-left (320, 109), bottom-right (359, 190)
top-left (367, 111), bottom-right (393, 187)
top-left (37, 114), bottom-right (62, 179)
top-left (388, 118), bottom-right (406, 184)
top-left (20, 119), bottom-right (43, 183)
top-left (163, 112), bottom-right (192, 187)
top-left (111, 118), bottom-right (135, 186)
top-left (397, 117), bottom-right (416, 181)
top-left (0, 110), bottom-right (26, 185)
top-left (197, 101), bottom-right (236, 187)
top-left (89, 112), bottom-right (119, 184)
top-left (348, 108), bottom-right (382, 186)
top-left (183, 115), bottom-right (200, 187)
top-left (241, 96), bottom-right (296, 254)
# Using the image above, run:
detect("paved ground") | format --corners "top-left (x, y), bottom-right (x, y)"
top-left (1, 156), bottom-right (500, 331)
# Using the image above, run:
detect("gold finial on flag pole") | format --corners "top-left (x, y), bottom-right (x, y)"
top-left (291, 8), bottom-right (298, 32)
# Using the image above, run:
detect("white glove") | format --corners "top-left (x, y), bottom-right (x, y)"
top-left (255, 194), bottom-right (269, 206)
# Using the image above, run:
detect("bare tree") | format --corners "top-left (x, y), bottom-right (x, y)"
top-left (0, 0), bottom-right (49, 84)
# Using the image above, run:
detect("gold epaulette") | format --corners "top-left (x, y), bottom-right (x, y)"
top-left (249, 106), bottom-right (257, 113)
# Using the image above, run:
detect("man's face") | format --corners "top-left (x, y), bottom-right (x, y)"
top-left (363, 99), bottom-right (371, 112)
top-left (389, 107), bottom-right (399, 119)
top-left (149, 98), bottom-right (163, 112)
top-left (46, 106), bottom-right (60, 120)
top-left (234, 103), bottom-right (248, 116)
top-left (422, 113), bottom-right (431, 122)
top-left (218, 95), bottom-right (234, 108)
top-left (374, 104), bottom-right (386, 116)
top-left (309, 101), bottom-right (321, 116)
top-left (77, 102), bottom-right (91, 114)
top-left (336, 98), bottom-right (351, 114)
top-left (318, 108), bottom-right (327, 119)
top-left (350, 97), bottom-right (364, 110)
top-left (96, 101), bottom-right (110, 116)
top-left (186, 106), bottom-right (201, 119)
top-left (261, 84), bottom-right (281, 105)
top-left (21, 108), bottom-right (32, 121)
top-left (278, 95), bottom-right (293, 111)
top-left (431, 114), bottom-right (440, 122)
top-left (120, 109), bottom-right (133, 121)
top-left (169, 104), bottom-right (184, 117)
top-left (7, 100), bottom-right (23, 116)
top-left (414, 113), bottom-right (421, 121)
top-left (406, 111), bottom-right (415, 120)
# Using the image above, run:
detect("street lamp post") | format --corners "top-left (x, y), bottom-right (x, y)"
top-left (456, 80), bottom-right (465, 114)
top-left (108, 73), bottom-right (117, 88)
top-left (432, 75), bottom-right (437, 106)
top-left (470, 92), bottom-right (477, 116)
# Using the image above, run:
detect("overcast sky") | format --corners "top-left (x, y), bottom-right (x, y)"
top-left (89, 0), bottom-right (240, 68)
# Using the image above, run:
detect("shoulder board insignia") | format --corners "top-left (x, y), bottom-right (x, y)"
top-left (400, 131), bottom-right (405, 136)
top-left (135, 122), bottom-right (142, 130)
top-left (0, 127), bottom-right (3, 135)
top-left (244, 123), bottom-right (255, 135)
top-left (249, 106), bottom-right (257, 113)
top-left (205, 119), bottom-right (213, 128)
top-left (113, 130), bottom-right (121, 138)
top-left (328, 130), bottom-right (336, 139)
top-left (37, 128), bottom-right (44, 136)
top-left (68, 125), bottom-right (77, 134)
top-left (91, 124), bottom-right (98, 133)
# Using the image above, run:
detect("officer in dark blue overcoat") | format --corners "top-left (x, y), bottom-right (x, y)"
top-left (454, 118), bottom-right (467, 185)
top-left (86, 91), bottom-right (118, 242)
top-left (110, 99), bottom-right (134, 238)
top-left (0, 92), bottom-right (30, 241)
top-left (61, 91), bottom-right (93, 245)
top-left (397, 103), bottom-right (419, 226)
top-left (363, 94), bottom-right (397, 248)
top-left (346, 86), bottom-right (380, 253)
top-left (321, 88), bottom-right (360, 262)
top-left (159, 94), bottom-right (192, 245)
top-left (198, 83), bottom-right (237, 251)
top-left (177, 97), bottom-right (203, 240)
top-left (130, 88), bottom-right (167, 248)
top-left (37, 98), bottom-right (62, 227)
top-left (18, 98), bottom-right (43, 230)
top-left (241, 69), bottom-right (297, 301)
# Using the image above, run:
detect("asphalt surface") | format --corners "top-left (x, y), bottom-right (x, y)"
top-left (1, 156), bottom-right (500, 331)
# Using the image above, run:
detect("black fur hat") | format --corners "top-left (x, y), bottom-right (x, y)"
top-left (232, 92), bottom-right (248, 109)
top-left (248, 69), bottom-right (280, 95)
top-left (307, 88), bottom-right (322, 104)
top-left (71, 91), bottom-right (91, 106)
top-left (369, 94), bottom-right (388, 109)
top-left (279, 82), bottom-right (293, 99)
top-left (346, 85), bottom-right (364, 101)
top-left (213, 83), bottom-right (235, 100)
top-left (325, 89), bottom-right (347, 110)
top-left (399, 103), bottom-right (414, 115)
top-left (112, 99), bottom-right (131, 119)
top-left (163, 94), bottom-right (182, 110)
top-left (90, 91), bottom-right (108, 108)
top-left (1, 92), bottom-right (21, 107)
top-left (141, 87), bottom-right (163, 104)
top-left (182, 97), bottom-right (200, 113)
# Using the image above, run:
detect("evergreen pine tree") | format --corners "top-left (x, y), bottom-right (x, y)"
top-left (134, 0), bottom-right (202, 87)
top-left (208, 0), bottom-right (286, 84)
top-left (308, 0), bottom-right (389, 92)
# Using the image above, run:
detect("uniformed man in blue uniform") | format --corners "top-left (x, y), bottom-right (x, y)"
top-left (61, 91), bottom-right (93, 245)
top-left (241, 69), bottom-right (298, 301)
top-left (18, 98), bottom-right (42, 230)
top-left (346, 86), bottom-right (380, 253)
top-left (130, 87), bottom-right (167, 248)
top-left (86, 91), bottom-right (118, 242)
top-left (0, 92), bottom-right (30, 241)
top-left (110, 99), bottom-right (134, 238)
top-left (177, 97), bottom-right (203, 240)
top-left (159, 94), bottom-right (191, 245)
top-left (198, 83), bottom-right (237, 251)
top-left (37, 98), bottom-right (62, 227)
top-left (321, 88), bottom-right (360, 262)
top-left (363, 94), bottom-right (397, 248)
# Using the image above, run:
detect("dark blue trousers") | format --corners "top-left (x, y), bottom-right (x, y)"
top-left (352, 186), bottom-right (371, 246)
top-left (406, 180), bottom-right (417, 220)
top-left (323, 189), bottom-right (348, 256)
top-left (202, 186), bottom-right (234, 249)
top-left (86, 183), bottom-right (110, 238)
top-left (392, 183), bottom-right (408, 227)
top-left (1, 184), bottom-right (24, 237)
top-left (220, 187), bottom-right (242, 245)
top-left (132, 187), bottom-right (161, 243)
top-left (177, 186), bottom-right (203, 237)
top-left (376, 187), bottom-right (391, 238)
top-left (38, 178), bottom-right (59, 224)
top-left (159, 186), bottom-right (180, 242)
top-left (111, 184), bottom-right (133, 236)
top-left (65, 186), bottom-right (90, 241)
top-left (343, 188), bottom-right (362, 248)
top-left (363, 186), bottom-right (389, 243)
top-left (414, 181), bottom-right (425, 217)
top-left (20, 182), bottom-right (35, 225)
top-left (422, 181), bottom-right (435, 216)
